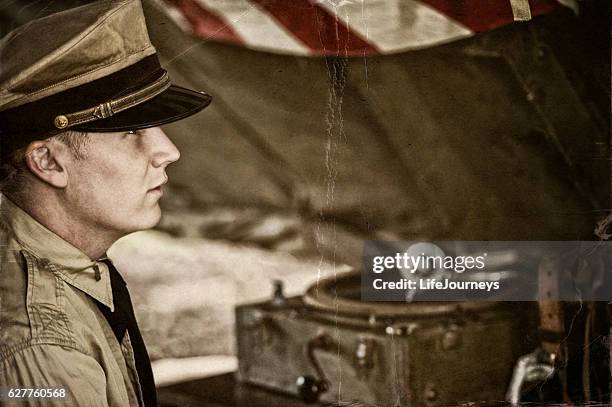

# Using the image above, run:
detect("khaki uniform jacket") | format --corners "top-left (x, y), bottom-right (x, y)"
top-left (0, 197), bottom-right (144, 406)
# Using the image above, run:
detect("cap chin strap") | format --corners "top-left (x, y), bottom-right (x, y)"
top-left (52, 72), bottom-right (171, 130)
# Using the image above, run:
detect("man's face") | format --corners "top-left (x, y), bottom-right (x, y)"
top-left (63, 127), bottom-right (180, 235)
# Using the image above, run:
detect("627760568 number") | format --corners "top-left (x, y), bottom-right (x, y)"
top-left (0, 387), bottom-right (69, 400)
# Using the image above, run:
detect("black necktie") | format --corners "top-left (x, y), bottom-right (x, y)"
top-left (95, 260), bottom-right (157, 407)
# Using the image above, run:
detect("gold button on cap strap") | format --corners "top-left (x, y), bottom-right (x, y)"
top-left (53, 72), bottom-right (171, 130)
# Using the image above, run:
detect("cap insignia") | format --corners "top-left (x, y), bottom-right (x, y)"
top-left (54, 115), bottom-right (69, 129)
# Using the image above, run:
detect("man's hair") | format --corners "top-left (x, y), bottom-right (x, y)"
top-left (0, 130), bottom-right (90, 200)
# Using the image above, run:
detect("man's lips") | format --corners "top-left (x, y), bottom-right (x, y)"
top-left (148, 177), bottom-right (168, 192)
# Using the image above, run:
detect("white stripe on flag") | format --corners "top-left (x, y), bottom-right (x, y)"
top-left (314, 0), bottom-right (473, 53)
top-left (195, 0), bottom-right (311, 55)
top-left (152, 0), bottom-right (192, 34)
top-left (555, 0), bottom-right (579, 14)
top-left (510, 0), bottom-right (532, 21)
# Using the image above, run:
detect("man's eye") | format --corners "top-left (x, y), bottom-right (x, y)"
top-left (123, 130), bottom-right (141, 138)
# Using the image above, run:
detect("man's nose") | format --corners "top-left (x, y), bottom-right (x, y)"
top-left (148, 127), bottom-right (180, 167)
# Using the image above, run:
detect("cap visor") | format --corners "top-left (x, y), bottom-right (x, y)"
top-left (74, 85), bottom-right (211, 132)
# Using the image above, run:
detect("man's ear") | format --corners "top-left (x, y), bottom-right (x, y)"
top-left (24, 139), bottom-right (69, 188)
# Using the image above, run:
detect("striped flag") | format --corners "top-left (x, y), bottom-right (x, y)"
top-left (156, 0), bottom-right (573, 56)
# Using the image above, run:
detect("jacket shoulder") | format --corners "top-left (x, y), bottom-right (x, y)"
top-left (0, 229), bottom-right (78, 361)
top-left (0, 227), bottom-right (30, 351)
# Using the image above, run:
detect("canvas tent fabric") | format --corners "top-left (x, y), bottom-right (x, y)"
top-left (142, 1), bottom-right (607, 253)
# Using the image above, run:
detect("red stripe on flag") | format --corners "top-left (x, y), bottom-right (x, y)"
top-left (250, 0), bottom-right (379, 56)
top-left (163, 0), bottom-right (244, 44)
top-left (421, 0), bottom-right (560, 33)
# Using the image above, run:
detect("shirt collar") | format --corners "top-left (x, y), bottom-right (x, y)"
top-left (0, 196), bottom-right (114, 311)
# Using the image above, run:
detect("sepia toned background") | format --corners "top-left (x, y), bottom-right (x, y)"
top-left (1, 0), bottom-right (609, 403)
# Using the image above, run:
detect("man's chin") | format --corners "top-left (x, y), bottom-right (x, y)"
top-left (119, 207), bottom-right (162, 234)
top-left (142, 206), bottom-right (163, 230)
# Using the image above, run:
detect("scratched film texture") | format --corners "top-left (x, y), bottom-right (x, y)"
top-left (0, 0), bottom-right (609, 374)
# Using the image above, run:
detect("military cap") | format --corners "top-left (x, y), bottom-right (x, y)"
top-left (0, 0), bottom-right (211, 157)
